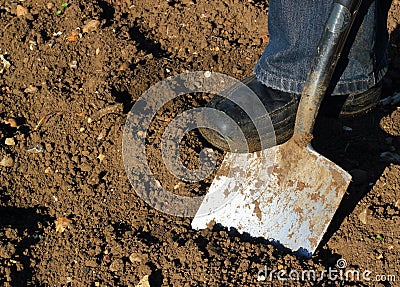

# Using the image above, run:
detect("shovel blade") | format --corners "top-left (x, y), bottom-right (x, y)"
top-left (192, 140), bottom-right (351, 256)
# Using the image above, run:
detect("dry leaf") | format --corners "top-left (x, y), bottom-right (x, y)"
top-left (55, 217), bottom-right (72, 233)
top-left (67, 35), bottom-right (78, 42)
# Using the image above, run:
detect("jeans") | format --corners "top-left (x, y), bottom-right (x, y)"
top-left (254, 0), bottom-right (391, 95)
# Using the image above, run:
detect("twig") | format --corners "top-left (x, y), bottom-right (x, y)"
top-left (34, 111), bottom-right (61, 131)
top-left (87, 103), bottom-right (123, 123)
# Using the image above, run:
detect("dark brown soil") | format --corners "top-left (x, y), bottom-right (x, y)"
top-left (0, 0), bottom-right (399, 286)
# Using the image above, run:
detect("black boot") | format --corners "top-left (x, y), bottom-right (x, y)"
top-left (199, 75), bottom-right (381, 152)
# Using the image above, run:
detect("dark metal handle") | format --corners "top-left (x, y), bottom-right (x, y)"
top-left (293, 0), bottom-right (363, 144)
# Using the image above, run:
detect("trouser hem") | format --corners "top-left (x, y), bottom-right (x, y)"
top-left (254, 64), bottom-right (387, 95)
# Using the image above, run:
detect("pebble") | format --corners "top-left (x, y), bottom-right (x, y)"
top-left (82, 20), bottom-right (101, 33)
top-left (16, 5), bottom-right (28, 17)
top-left (4, 138), bottom-right (15, 146)
top-left (97, 154), bottom-right (105, 162)
top-left (358, 208), bottom-right (368, 224)
top-left (5, 118), bottom-right (18, 128)
top-left (45, 143), bottom-right (53, 152)
top-left (69, 60), bottom-right (78, 69)
top-left (79, 163), bottom-right (91, 172)
top-left (0, 155), bottom-right (14, 167)
top-left (24, 85), bottom-right (38, 93)
top-left (136, 275), bottom-right (150, 287)
top-left (27, 144), bottom-right (44, 153)
top-left (204, 71), bottom-right (211, 78)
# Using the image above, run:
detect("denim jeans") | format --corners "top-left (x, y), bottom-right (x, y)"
top-left (254, 0), bottom-right (391, 95)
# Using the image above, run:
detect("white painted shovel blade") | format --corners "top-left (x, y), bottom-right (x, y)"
top-left (192, 142), bottom-right (351, 256)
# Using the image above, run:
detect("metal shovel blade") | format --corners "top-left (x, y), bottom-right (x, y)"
top-left (191, 139), bottom-right (351, 256)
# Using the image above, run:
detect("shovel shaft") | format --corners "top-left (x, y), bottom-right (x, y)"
top-left (294, 0), bottom-right (363, 143)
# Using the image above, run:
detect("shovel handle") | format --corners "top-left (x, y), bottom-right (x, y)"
top-left (293, 0), bottom-right (363, 144)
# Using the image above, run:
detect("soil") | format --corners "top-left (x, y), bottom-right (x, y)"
top-left (0, 0), bottom-right (399, 286)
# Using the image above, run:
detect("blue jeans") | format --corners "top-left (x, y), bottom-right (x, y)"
top-left (254, 0), bottom-right (391, 95)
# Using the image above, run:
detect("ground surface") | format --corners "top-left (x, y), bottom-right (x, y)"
top-left (0, 0), bottom-right (399, 286)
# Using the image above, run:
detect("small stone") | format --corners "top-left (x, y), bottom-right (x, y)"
top-left (88, 175), bottom-right (100, 185)
top-left (55, 217), bottom-right (72, 233)
top-left (97, 154), bottom-right (105, 162)
top-left (5, 118), bottom-right (18, 128)
top-left (173, 182), bottom-right (182, 190)
top-left (5, 138), bottom-right (15, 146)
top-left (16, 5), bottom-right (28, 17)
top-left (204, 71), bottom-right (212, 78)
top-left (118, 63), bottom-right (129, 71)
top-left (358, 208), bottom-right (368, 224)
top-left (45, 143), bottom-right (53, 152)
top-left (46, 2), bottom-right (54, 9)
top-left (82, 20), bottom-right (101, 33)
top-left (44, 167), bottom-right (51, 173)
top-left (97, 130), bottom-right (106, 140)
top-left (342, 126), bottom-right (353, 131)
top-left (79, 163), bottom-right (91, 172)
top-left (81, 150), bottom-right (90, 157)
top-left (27, 144), bottom-right (44, 153)
top-left (0, 155), bottom-right (14, 167)
top-left (136, 275), bottom-right (150, 287)
top-left (69, 60), bottom-right (78, 69)
top-left (94, 282), bottom-right (100, 287)
top-left (24, 85), bottom-right (38, 93)
top-left (79, 127), bottom-right (85, 132)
